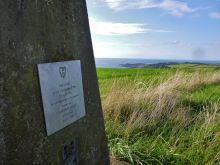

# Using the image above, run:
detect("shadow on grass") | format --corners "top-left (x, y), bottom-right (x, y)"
top-left (181, 100), bottom-right (210, 114)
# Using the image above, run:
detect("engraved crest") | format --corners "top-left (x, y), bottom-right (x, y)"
top-left (59, 66), bottom-right (66, 78)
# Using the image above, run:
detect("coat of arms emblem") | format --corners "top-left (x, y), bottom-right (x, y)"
top-left (59, 66), bottom-right (66, 78)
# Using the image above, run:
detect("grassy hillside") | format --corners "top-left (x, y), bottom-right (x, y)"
top-left (97, 64), bottom-right (220, 165)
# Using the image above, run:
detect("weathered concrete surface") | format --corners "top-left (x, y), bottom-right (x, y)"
top-left (0, 0), bottom-right (109, 164)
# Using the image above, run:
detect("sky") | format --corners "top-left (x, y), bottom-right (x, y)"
top-left (86, 0), bottom-right (220, 60)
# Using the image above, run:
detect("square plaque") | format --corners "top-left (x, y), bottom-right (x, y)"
top-left (37, 60), bottom-right (86, 136)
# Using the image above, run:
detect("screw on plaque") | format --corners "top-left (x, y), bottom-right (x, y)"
top-left (62, 140), bottom-right (77, 165)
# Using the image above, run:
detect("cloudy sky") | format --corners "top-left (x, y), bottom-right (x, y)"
top-left (86, 0), bottom-right (220, 60)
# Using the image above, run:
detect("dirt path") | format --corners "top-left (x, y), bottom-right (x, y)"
top-left (110, 158), bottom-right (131, 165)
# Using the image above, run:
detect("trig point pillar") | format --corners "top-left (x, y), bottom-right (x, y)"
top-left (0, 0), bottom-right (109, 164)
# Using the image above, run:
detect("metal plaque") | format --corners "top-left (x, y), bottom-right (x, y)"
top-left (38, 60), bottom-right (86, 136)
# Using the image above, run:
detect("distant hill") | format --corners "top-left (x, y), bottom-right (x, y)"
top-left (120, 62), bottom-right (212, 68)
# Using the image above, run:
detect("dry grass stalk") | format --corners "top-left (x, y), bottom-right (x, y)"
top-left (103, 71), bottom-right (220, 135)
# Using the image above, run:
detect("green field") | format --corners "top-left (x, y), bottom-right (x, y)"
top-left (97, 64), bottom-right (220, 165)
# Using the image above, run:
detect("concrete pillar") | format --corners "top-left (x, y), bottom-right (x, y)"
top-left (0, 0), bottom-right (109, 164)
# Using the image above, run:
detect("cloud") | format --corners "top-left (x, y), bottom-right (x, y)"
top-left (92, 41), bottom-right (138, 58)
top-left (94, 41), bottom-right (139, 47)
top-left (158, 0), bottom-right (197, 17)
top-left (89, 17), bottom-right (174, 36)
top-left (103, 0), bottom-right (197, 17)
top-left (164, 40), bottom-right (181, 45)
top-left (164, 40), bottom-right (192, 47)
top-left (208, 42), bottom-right (220, 46)
top-left (210, 12), bottom-right (220, 19)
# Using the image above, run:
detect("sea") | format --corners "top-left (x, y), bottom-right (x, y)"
top-left (95, 58), bottom-right (220, 68)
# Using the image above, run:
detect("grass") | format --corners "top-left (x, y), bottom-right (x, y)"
top-left (97, 64), bottom-right (220, 165)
